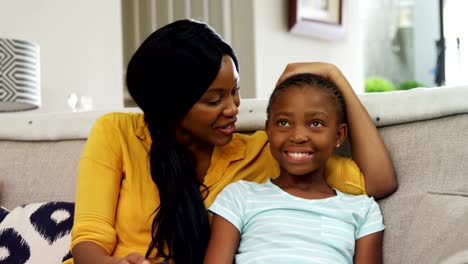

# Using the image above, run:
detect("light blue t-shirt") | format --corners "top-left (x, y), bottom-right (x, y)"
top-left (209, 179), bottom-right (385, 264)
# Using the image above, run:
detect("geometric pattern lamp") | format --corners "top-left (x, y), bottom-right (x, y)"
top-left (0, 38), bottom-right (41, 112)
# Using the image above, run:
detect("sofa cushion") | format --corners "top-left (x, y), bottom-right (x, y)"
top-left (440, 249), bottom-right (468, 264)
top-left (400, 192), bottom-right (468, 263)
top-left (0, 201), bottom-right (74, 263)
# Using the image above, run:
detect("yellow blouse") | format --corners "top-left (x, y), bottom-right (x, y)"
top-left (66, 112), bottom-right (365, 263)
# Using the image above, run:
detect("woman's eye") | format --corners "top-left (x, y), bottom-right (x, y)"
top-left (232, 87), bottom-right (240, 96)
top-left (310, 121), bottom-right (323, 127)
top-left (208, 99), bottom-right (221, 105)
top-left (278, 120), bottom-right (289, 127)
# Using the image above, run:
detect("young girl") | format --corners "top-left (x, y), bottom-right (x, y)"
top-left (205, 73), bottom-right (385, 264)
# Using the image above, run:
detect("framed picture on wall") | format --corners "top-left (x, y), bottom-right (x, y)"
top-left (288, 0), bottom-right (346, 40)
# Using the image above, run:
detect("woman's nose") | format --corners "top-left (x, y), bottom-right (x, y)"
top-left (223, 98), bottom-right (239, 117)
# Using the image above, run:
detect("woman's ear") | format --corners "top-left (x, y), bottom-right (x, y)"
top-left (336, 123), bottom-right (348, 147)
top-left (265, 119), bottom-right (270, 132)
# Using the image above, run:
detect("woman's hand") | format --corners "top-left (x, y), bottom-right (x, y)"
top-left (109, 253), bottom-right (152, 264)
top-left (277, 62), bottom-right (397, 199)
top-left (73, 242), bottom-right (153, 264)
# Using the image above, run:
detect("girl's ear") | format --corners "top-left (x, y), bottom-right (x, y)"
top-left (336, 123), bottom-right (348, 147)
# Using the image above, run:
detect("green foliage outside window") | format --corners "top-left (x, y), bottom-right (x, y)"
top-left (365, 77), bottom-right (395, 93)
top-left (396, 80), bottom-right (426, 90)
top-left (365, 77), bottom-right (426, 93)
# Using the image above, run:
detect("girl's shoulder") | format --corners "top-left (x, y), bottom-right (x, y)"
top-left (335, 190), bottom-right (379, 209)
top-left (225, 180), bottom-right (270, 195)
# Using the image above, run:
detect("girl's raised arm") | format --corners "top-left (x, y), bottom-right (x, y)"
top-left (277, 62), bottom-right (397, 199)
top-left (204, 214), bottom-right (240, 264)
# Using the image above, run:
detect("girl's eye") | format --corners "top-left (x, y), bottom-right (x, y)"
top-left (310, 121), bottom-right (323, 127)
top-left (278, 120), bottom-right (289, 127)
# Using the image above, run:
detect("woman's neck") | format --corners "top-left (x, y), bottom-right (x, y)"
top-left (191, 145), bottom-right (214, 182)
top-left (173, 127), bottom-right (214, 181)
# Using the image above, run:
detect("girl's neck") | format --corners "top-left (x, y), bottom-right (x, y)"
top-left (272, 170), bottom-right (336, 200)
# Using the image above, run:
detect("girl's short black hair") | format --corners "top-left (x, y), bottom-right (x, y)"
top-left (267, 73), bottom-right (347, 124)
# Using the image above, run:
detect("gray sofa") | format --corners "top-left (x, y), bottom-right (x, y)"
top-left (1, 85), bottom-right (467, 263)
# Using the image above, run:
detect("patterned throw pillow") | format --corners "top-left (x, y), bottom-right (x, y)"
top-left (0, 207), bottom-right (8, 223)
top-left (0, 202), bottom-right (74, 264)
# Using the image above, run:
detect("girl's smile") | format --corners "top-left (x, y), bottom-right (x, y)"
top-left (284, 150), bottom-right (314, 163)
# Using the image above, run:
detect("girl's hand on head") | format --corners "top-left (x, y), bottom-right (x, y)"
top-left (276, 62), bottom-right (350, 91)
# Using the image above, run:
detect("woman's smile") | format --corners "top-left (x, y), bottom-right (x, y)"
top-left (216, 121), bottom-right (237, 136)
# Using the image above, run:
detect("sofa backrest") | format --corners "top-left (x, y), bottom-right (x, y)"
top-left (0, 139), bottom-right (84, 208)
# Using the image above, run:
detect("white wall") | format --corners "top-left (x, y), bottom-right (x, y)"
top-left (413, 0), bottom-right (439, 87)
top-left (0, 0), bottom-right (123, 113)
top-left (0, 0), bottom-right (366, 113)
top-left (253, 0), bottom-right (365, 98)
top-left (444, 0), bottom-right (468, 86)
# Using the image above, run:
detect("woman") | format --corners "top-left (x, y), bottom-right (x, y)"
top-left (68, 19), bottom-right (396, 264)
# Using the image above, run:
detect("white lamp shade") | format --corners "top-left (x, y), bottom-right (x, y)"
top-left (0, 38), bottom-right (41, 112)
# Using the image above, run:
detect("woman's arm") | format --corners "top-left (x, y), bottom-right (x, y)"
top-left (277, 62), bottom-right (397, 199)
top-left (72, 115), bottom-right (151, 264)
top-left (72, 242), bottom-right (151, 264)
top-left (354, 231), bottom-right (384, 264)
top-left (204, 214), bottom-right (240, 264)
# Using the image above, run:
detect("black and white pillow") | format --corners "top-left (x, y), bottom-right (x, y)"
top-left (0, 202), bottom-right (74, 264)
top-left (0, 207), bottom-right (8, 223)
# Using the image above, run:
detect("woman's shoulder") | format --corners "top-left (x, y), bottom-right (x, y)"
top-left (232, 130), bottom-right (268, 144)
top-left (225, 130), bottom-right (270, 160)
top-left (96, 112), bottom-right (144, 126)
top-left (95, 112), bottom-right (145, 127)
top-left (92, 112), bottom-right (147, 138)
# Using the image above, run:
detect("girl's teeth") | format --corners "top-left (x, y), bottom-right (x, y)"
top-left (289, 152), bottom-right (309, 158)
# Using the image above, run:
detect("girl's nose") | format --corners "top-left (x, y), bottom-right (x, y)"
top-left (289, 127), bottom-right (308, 143)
